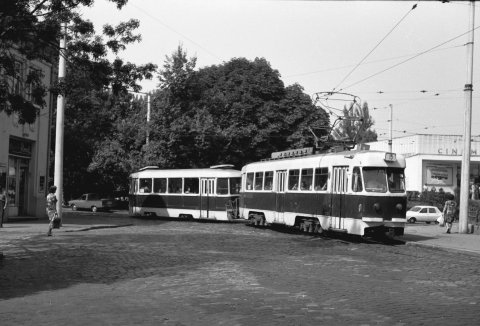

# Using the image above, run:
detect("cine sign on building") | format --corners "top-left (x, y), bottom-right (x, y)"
top-left (367, 134), bottom-right (480, 194)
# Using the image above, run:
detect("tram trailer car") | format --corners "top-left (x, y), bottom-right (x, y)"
top-left (239, 150), bottom-right (407, 237)
top-left (129, 165), bottom-right (241, 221)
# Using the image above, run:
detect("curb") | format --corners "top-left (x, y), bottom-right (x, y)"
top-left (405, 240), bottom-right (480, 257)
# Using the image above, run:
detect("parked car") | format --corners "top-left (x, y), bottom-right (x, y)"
top-left (68, 193), bottom-right (115, 212)
top-left (406, 205), bottom-right (442, 224)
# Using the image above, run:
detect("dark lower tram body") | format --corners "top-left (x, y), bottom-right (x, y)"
top-left (240, 191), bottom-right (406, 236)
top-left (130, 194), bottom-right (240, 221)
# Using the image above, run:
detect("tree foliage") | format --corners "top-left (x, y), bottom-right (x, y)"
top-left (89, 47), bottom-right (331, 189)
top-left (0, 0), bottom-right (160, 198)
top-left (331, 101), bottom-right (377, 144)
top-left (0, 0), bottom-right (156, 124)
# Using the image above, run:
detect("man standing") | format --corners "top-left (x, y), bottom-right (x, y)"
top-left (443, 193), bottom-right (457, 234)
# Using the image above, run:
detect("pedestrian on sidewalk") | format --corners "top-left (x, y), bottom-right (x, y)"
top-left (442, 193), bottom-right (457, 234)
top-left (46, 185), bottom-right (58, 236)
top-left (0, 186), bottom-right (7, 228)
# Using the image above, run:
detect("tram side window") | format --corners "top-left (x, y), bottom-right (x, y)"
top-left (246, 173), bottom-right (254, 190)
top-left (153, 178), bottom-right (167, 193)
top-left (184, 178), bottom-right (199, 194)
top-left (254, 172), bottom-right (264, 190)
top-left (387, 168), bottom-right (405, 193)
top-left (314, 168), bottom-right (328, 191)
top-left (129, 178), bottom-right (137, 194)
top-left (168, 178), bottom-right (182, 193)
top-left (288, 169), bottom-right (300, 190)
top-left (230, 177), bottom-right (241, 194)
top-left (139, 178), bottom-right (152, 193)
top-left (300, 168), bottom-right (313, 191)
top-left (217, 178), bottom-right (229, 195)
top-left (352, 167), bottom-right (363, 192)
top-left (264, 171), bottom-right (273, 190)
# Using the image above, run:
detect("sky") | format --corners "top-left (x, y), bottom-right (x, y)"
top-left (81, 0), bottom-right (479, 142)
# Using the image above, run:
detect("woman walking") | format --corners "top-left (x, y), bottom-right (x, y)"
top-left (46, 185), bottom-right (58, 236)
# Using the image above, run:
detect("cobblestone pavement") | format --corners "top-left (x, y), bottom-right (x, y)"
top-left (1, 215), bottom-right (479, 325)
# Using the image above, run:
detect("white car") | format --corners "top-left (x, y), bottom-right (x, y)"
top-left (406, 205), bottom-right (442, 224)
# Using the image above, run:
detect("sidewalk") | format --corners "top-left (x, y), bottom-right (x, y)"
top-left (403, 222), bottom-right (480, 255)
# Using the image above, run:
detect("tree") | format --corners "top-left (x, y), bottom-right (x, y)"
top-left (158, 45), bottom-right (197, 105)
top-left (331, 101), bottom-right (377, 144)
top-left (0, 0), bottom-right (155, 124)
top-left (88, 50), bottom-right (330, 193)
top-left (87, 93), bottom-right (148, 195)
top-left (143, 54), bottom-right (330, 169)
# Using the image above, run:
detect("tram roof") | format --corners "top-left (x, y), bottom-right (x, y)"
top-left (130, 167), bottom-right (241, 178)
top-left (242, 150), bottom-right (406, 171)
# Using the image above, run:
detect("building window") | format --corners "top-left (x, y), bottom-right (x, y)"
top-left (7, 157), bottom-right (16, 205)
top-left (13, 61), bottom-right (24, 95)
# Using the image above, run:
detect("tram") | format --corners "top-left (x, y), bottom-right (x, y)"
top-left (239, 148), bottom-right (407, 237)
top-left (129, 165), bottom-right (241, 221)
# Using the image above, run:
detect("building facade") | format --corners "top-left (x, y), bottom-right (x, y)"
top-left (367, 134), bottom-right (480, 195)
top-left (0, 55), bottom-right (54, 219)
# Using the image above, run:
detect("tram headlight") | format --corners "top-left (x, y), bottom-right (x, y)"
top-left (374, 202), bottom-right (381, 212)
top-left (396, 203), bottom-right (403, 211)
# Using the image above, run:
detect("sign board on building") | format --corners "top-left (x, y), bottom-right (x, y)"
top-left (426, 164), bottom-right (453, 186)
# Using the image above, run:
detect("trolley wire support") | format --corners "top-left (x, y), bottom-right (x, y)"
top-left (311, 91), bottom-right (366, 153)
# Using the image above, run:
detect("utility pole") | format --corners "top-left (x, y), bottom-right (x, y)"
top-left (54, 22), bottom-right (67, 221)
top-left (459, 1), bottom-right (475, 234)
top-left (388, 104), bottom-right (393, 153)
top-left (146, 93), bottom-right (151, 145)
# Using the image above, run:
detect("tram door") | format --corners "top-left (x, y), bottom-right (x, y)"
top-left (200, 178), bottom-right (215, 218)
top-left (274, 170), bottom-right (287, 223)
top-left (331, 166), bottom-right (348, 230)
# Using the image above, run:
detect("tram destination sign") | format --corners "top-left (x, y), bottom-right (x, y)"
top-left (271, 147), bottom-right (314, 159)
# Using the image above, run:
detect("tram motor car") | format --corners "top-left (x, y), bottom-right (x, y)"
top-left (239, 147), bottom-right (407, 237)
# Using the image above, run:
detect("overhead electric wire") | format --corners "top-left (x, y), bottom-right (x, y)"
top-left (285, 44), bottom-right (463, 78)
top-left (129, 2), bottom-right (221, 61)
top-left (340, 24), bottom-right (480, 92)
top-left (331, 2), bottom-right (419, 92)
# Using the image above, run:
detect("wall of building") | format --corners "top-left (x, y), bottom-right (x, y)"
top-left (367, 134), bottom-right (480, 194)
top-left (0, 56), bottom-right (53, 219)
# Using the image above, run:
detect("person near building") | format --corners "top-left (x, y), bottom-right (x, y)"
top-left (46, 185), bottom-right (58, 236)
top-left (0, 186), bottom-right (7, 228)
top-left (472, 183), bottom-right (479, 200)
top-left (442, 193), bottom-right (457, 234)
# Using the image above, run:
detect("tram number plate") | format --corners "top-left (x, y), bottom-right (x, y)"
top-left (384, 152), bottom-right (396, 162)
